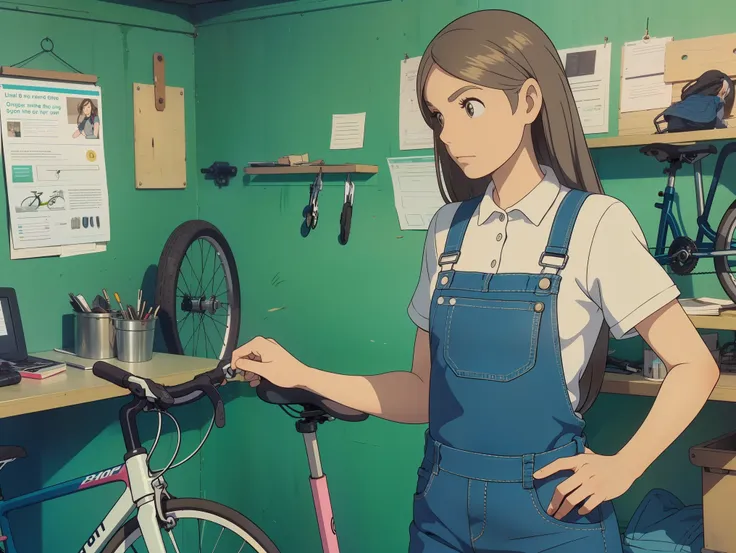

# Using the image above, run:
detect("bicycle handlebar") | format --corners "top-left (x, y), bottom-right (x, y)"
top-left (92, 360), bottom-right (229, 428)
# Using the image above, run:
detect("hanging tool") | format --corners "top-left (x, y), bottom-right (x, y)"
top-left (339, 174), bottom-right (354, 245)
top-left (305, 170), bottom-right (323, 230)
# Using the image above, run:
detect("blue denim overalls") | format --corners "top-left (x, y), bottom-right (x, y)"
top-left (408, 189), bottom-right (623, 552)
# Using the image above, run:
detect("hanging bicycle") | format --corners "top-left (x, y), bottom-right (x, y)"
top-left (639, 141), bottom-right (736, 303)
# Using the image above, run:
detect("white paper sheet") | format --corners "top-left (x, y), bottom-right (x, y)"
top-left (387, 156), bottom-right (444, 230)
top-left (399, 56), bottom-right (434, 150)
top-left (0, 301), bottom-right (7, 337)
top-left (558, 43), bottom-right (612, 134)
top-left (330, 113), bottom-right (366, 149)
top-left (0, 77), bottom-right (111, 251)
top-left (9, 233), bottom-right (107, 259)
top-left (620, 37), bottom-right (673, 113)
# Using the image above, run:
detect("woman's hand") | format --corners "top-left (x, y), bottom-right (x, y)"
top-left (230, 336), bottom-right (308, 389)
top-left (532, 451), bottom-right (639, 520)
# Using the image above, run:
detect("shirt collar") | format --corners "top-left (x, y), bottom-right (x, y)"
top-left (477, 165), bottom-right (563, 227)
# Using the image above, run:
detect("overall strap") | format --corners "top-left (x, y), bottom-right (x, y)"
top-left (438, 195), bottom-right (483, 271)
top-left (539, 189), bottom-right (591, 275)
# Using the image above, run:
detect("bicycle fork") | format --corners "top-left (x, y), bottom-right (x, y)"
top-left (127, 453), bottom-right (170, 553)
top-left (299, 419), bottom-right (340, 553)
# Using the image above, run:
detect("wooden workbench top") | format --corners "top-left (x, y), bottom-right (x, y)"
top-left (0, 352), bottom-right (217, 419)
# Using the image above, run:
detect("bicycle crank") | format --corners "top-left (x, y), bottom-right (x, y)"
top-left (668, 236), bottom-right (699, 275)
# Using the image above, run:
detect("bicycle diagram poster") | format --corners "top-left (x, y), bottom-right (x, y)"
top-left (0, 77), bottom-right (111, 250)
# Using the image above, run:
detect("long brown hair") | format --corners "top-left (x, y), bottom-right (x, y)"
top-left (77, 98), bottom-right (98, 123)
top-left (416, 9), bottom-right (603, 203)
top-left (416, 10), bottom-right (608, 414)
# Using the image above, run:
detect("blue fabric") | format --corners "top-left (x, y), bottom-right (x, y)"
top-left (622, 489), bottom-right (704, 553)
top-left (408, 189), bottom-right (623, 552)
top-left (664, 94), bottom-right (724, 125)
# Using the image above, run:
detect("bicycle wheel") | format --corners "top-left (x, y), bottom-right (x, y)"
top-left (20, 195), bottom-right (39, 208)
top-left (155, 220), bottom-right (241, 359)
top-left (714, 199), bottom-right (736, 304)
top-left (102, 498), bottom-right (280, 553)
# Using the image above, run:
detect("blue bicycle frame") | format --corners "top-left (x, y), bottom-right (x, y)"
top-left (652, 142), bottom-right (736, 265)
top-left (0, 463), bottom-right (134, 553)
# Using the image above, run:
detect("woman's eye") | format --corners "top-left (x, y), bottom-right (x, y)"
top-left (461, 99), bottom-right (485, 118)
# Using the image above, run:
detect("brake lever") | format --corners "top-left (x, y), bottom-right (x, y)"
top-left (195, 376), bottom-right (225, 428)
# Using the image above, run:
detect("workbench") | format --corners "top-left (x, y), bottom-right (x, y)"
top-left (0, 351), bottom-right (216, 419)
top-left (602, 310), bottom-right (736, 401)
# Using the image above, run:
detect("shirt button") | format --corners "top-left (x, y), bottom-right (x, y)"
top-left (496, 233), bottom-right (503, 241)
top-left (490, 260), bottom-right (497, 268)
top-left (499, 213), bottom-right (505, 222)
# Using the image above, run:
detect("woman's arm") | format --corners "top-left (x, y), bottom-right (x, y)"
top-left (233, 328), bottom-right (432, 424)
top-left (94, 121), bottom-right (100, 138)
top-left (299, 328), bottom-right (431, 423)
top-left (616, 298), bottom-right (719, 472)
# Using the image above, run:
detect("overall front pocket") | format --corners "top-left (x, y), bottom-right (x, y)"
top-left (441, 297), bottom-right (543, 381)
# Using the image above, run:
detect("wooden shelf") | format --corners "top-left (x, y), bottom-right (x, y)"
top-left (587, 126), bottom-right (736, 149)
top-left (244, 164), bottom-right (378, 175)
top-left (603, 371), bottom-right (736, 402)
top-left (690, 310), bottom-right (736, 332)
top-left (0, 352), bottom-right (215, 419)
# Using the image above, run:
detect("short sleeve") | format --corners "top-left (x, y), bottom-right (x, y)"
top-left (585, 201), bottom-right (680, 340)
top-left (407, 211), bottom-right (441, 331)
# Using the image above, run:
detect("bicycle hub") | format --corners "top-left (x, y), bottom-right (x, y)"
top-left (181, 295), bottom-right (221, 315)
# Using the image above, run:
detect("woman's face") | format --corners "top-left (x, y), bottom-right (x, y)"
top-left (83, 102), bottom-right (92, 116)
top-left (424, 65), bottom-right (529, 179)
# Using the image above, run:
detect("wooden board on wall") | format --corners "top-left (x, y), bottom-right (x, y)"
top-left (617, 36), bottom-right (736, 137)
top-left (133, 83), bottom-right (186, 189)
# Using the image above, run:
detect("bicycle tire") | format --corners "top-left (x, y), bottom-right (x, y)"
top-left (714, 199), bottom-right (736, 304)
top-left (20, 196), bottom-right (39, 208)
top-left (102, 497), bottom-right (280, 553)
top-left (155, 220), bottom-right (241, 359)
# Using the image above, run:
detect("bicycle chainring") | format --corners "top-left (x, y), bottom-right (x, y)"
top-left (668, 236), bottom-right (699, 275)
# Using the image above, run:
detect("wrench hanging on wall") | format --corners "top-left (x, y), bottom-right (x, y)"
top-left (305, 170), bottom-right (323, 230)
top-left (339, 174), bottom-right (354, 245)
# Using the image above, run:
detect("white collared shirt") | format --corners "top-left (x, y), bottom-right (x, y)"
top-left (408, 165), bottom-right (680, 411)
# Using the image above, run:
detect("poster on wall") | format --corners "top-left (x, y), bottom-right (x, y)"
top-left (557, 42), bottom-right (612, 134)
top-left (0, 77), bottom-right (111, 251)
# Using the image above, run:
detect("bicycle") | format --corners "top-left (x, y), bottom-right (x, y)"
top-left (0, 360), bottom-right (280, 553)
top-left (19, 190), bottom-right (64, 210)
top-left (639, 141), bottom-right (736, 303)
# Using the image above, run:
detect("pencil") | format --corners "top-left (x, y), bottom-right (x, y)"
top-left (152, 305), bottom-right (160, 319)
top-left (114, 292), bottom-right (127, 319)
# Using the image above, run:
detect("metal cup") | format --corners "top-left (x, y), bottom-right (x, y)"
top-left (75, 312), bottom-right (116, 359)
top-left (114, 317), bottom-right (157, 363)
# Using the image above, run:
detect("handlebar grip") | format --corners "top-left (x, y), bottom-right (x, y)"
top-left (93, 361), bottom-right (131, 388)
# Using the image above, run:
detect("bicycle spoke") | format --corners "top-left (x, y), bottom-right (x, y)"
top-left (184, 253), bottom-right (206, 297)
top-left (166, 528), bottom-right (182, 553)
top-left (210, 527), bottom-right (224, 553)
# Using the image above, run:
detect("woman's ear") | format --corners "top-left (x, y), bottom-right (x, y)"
top-left (518, 78), bottom-right (543, 124)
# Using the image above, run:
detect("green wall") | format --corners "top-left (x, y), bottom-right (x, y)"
top-left (193, 1), bottom-right (736, 552)
top-left (0, 3), bottom-right (206, 551)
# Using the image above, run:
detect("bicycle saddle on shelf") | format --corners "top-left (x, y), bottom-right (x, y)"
top-left (0, 446), bottom-right (26, 463)
top-left (640, 143), bottom-right (717, 163)
top-left (256, 379), bottom-right (368, 423)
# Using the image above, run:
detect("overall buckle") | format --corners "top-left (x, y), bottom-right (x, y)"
top-left (538, 252), bottom-right (568, 270)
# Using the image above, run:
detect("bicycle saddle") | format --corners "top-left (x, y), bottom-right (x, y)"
top-left (640, 143), bottom-right (717, 163)
top-left (256, 380), bottom-right (368, 423)
top-left (0, 446), bottom-right (26, 463)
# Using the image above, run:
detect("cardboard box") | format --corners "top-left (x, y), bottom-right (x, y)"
top-left (690, 430), bottom-right (736, 552)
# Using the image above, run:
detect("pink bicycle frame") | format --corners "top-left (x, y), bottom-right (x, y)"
top-left (303, 432), bottom-right (340, 553)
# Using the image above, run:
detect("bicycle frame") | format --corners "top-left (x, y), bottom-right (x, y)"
top-left (0, 462), bottom-right (134, 553)
top-left (653, 142), bottom-right (736, 264)
top-left (0, 402), bottom-right (175, 553)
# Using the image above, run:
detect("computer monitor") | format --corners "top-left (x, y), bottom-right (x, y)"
top-left (0, 288), bottom-right (28, 362)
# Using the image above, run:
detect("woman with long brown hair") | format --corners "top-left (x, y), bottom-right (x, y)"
top-left (231, 10), bottom-right (718, 552)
